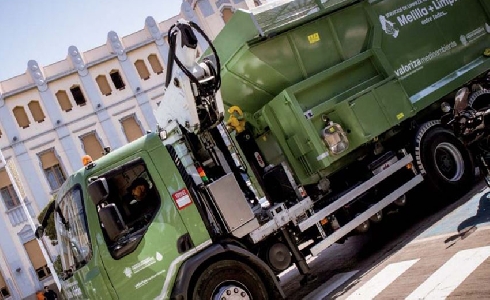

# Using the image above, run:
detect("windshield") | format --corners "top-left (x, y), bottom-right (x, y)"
top-left (56, 186), bottom-right (92, 279)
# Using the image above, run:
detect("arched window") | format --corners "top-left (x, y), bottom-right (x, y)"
top-left (24, 240), bottom-right (50, 280)
top-left (148, 54), bottom-right (164, 74)
top-left (110, 70), bottom-right (126, 90)
top-left (28, 100), bottom-right (45, 123)
top-left (39, 150), bottom-right (66, 190)
top-left (135, 59), bottom-right (150, 80)
top-left (222, 7), bottom-right (234, 23)
top-left (56, 90), bottom-right (73, 112)
top-left (0, 168), bottom-right (20, 209)
top-left (81, 132), bottom-right (104, 160)
top-left (0, 271), bottom-right (10, 299)
top-left (96, 75), bottom-right (112, 96)
top-left (13, 106), bottom-right (30, 128)
top-left (70, 85), bottom-right (86, 106)
top-left (121, 115), bottom-right (143, 143)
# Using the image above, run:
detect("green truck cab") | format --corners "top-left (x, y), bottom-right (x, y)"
top-left (54, 134), bottom-right (281, 299)
top-left (55, 134), bottom-right (207, 299)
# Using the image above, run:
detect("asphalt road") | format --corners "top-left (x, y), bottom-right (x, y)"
top-left (279, 181), bottom-right (490, 299)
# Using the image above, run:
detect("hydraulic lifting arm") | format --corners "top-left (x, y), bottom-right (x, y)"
top-left (154, 19), bottom-right (225, 139)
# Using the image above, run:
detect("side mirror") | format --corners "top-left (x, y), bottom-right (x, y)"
top-left (98, 204), bottom-right (127, 241)
top-left (35, 226), bottom-right (44, 239)
top-left (88, 178), bottom-right (109, 205)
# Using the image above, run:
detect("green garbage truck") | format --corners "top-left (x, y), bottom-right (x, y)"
top-left (36, 0), bottom-right (490, 299)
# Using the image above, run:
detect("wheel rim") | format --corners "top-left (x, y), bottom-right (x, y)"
top-left (433, 142), bottom-right (464, 182)
top-left (213, 281), bottom-right (252, 300)
top-left (267, 243), bottom-right (292, 272)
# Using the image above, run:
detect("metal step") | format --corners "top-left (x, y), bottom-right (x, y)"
top-left (299, 153), bottom-right (415, 232)
top-left (249, 197), bottom-right (313, 243)
top-left (309, 174), bottom-right (423, 256)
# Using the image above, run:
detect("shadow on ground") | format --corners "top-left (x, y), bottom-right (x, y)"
top-left (444, 191), bottom-right (490, 248)
top-left (282, 181), bottom-right (486, 300)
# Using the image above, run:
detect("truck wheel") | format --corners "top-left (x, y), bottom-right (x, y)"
top-left (415, 124), bottom-right (474, 198)
top-left (192, 260), bottom-right (269, 300)
top-left (468, 89), bottom-right (490, 110)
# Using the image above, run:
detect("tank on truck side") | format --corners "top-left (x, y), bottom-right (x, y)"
top-left (213, 0), bottom-right (490, 196)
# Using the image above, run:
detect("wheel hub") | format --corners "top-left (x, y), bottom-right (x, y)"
top-left (214, 283), bottom-right (251, 300)
top-left (434, 142), bottom-right (464, 182)
top-left (267, 242), bottom-right (292, 272)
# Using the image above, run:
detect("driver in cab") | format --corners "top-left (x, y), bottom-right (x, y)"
top-left (126, 177), bottom-right (159, 224)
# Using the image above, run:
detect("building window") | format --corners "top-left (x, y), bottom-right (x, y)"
top-left (0, 185), bottom-right (19, 210)
top-left (56, 90), bottom-right (73, 112)
top-left (148, 54), bottom-right (163, 74)
top-left (222, 7), bottom-right (234, 23)
top-left (0, 272), bottom-right (10, 300)
top-left (28, 100), bottom-right (46, 123)
top-left (0, 169), bottom-right (20, 210)
top-left (70, 85), bottom-right (86, 106)
top-left (96, 75), bottom-right (112, 96)
top-left (121, 115), bottom-right (143, 143)
top-left (109, 70), bottom-right (125, 90)
top-left (13, 106), bottom-right (30, 129)
top-left (135, 59), bottom-right (150, 80)
top-left (24, 240), bottom-right (50, 280)
top-left (81, 132), bottom-right (104, 160)
top-left (39, 151), bottom-right (66, 190)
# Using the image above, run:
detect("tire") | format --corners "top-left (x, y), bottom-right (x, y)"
top-left (468, 89), bottom-right (490, 110)
top-left (192, 260), bottom-right (270, 300)
top-left (416, 125), bottom-right (474, 198)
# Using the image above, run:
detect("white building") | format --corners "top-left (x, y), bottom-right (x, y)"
top-left (0, 0), bottom-right (264, 298)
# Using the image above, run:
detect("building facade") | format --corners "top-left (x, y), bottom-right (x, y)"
top-left (0, 0), bottom-right (264, 298)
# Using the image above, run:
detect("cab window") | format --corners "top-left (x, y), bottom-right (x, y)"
top-left (94, 159), bottom-right (161, 258)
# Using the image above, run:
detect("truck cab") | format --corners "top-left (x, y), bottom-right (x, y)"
top-left (55, 133), bottom-right (211, 299)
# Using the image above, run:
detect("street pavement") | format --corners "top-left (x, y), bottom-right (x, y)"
top-left (308, 187), bottom-right (490, 299)
top-left (281, 184), bottom-right (490, 299)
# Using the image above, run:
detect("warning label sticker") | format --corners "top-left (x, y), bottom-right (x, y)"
top-left (172, 188), bottom-right (192, 210)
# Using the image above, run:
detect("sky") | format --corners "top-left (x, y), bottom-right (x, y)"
top-left (0, 0), bottom-right (182, 81)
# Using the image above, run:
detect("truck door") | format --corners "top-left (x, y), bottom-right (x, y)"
top-left (93, 154), bottom-right (192, 299)
top-left (57, 183), bottom-right (116, 299)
